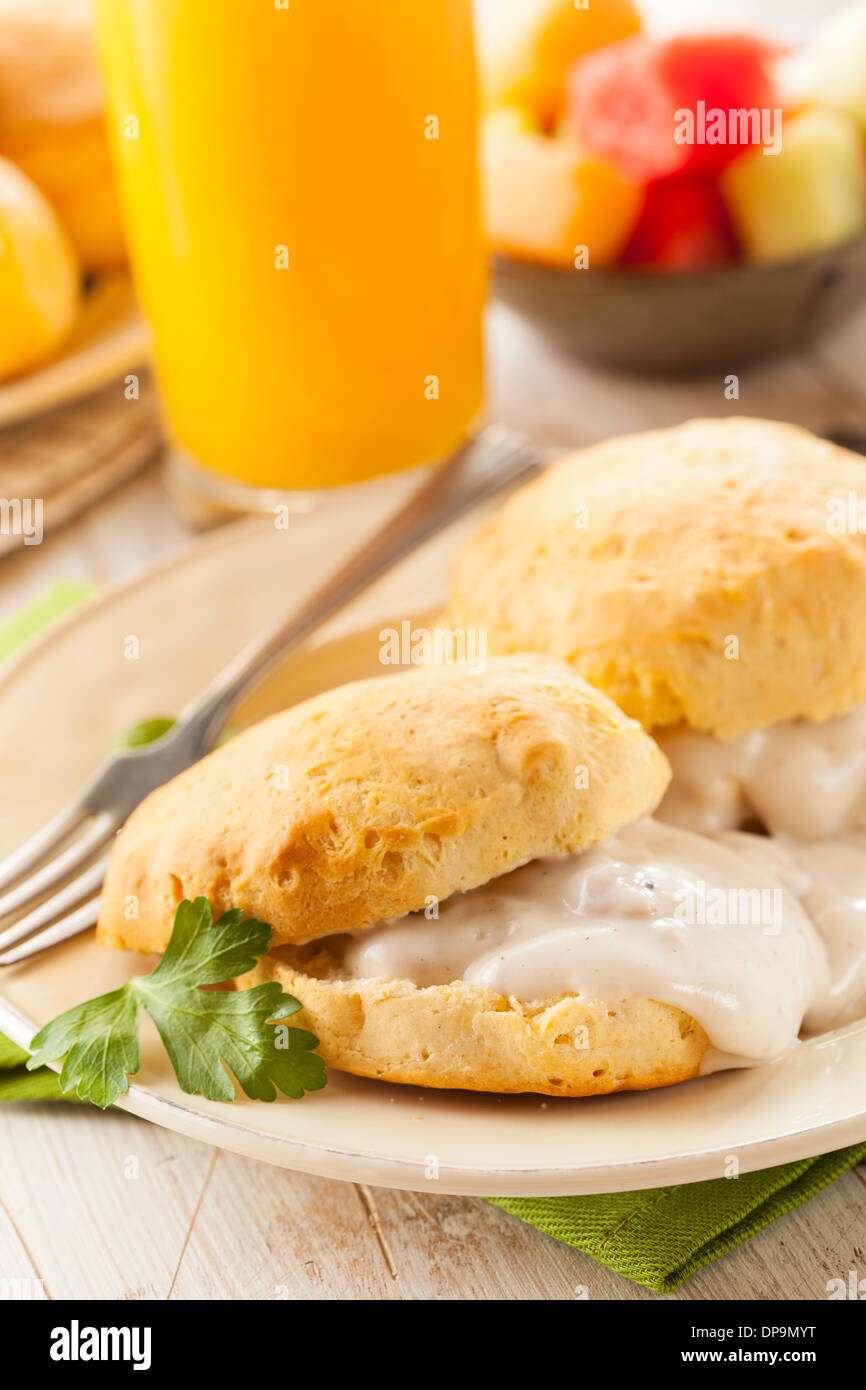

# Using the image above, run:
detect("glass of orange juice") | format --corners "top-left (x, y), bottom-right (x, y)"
top-left (94, 0), bottom-right (486, 514)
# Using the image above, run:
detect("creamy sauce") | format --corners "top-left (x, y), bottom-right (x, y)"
top-left (719, 831), bottom-right (866, 1033)
top-left (656, 706), bottom-right (866, 1033)
top-left (334, 707), bottom-right (866, 1070)
top-left (657, 705), bottom-right (866, 841)
top-left (342, 819), bottom-right (827, 1061)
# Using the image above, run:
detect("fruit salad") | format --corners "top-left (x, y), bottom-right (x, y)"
top-left (483, 0), bottom-right (866, 271)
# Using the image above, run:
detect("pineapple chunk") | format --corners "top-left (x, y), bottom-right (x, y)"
top-left (720, 108), bottom-right (865, 263)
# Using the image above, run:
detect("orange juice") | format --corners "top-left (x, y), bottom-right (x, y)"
top-left (95, 1), bottom-right (485, 491)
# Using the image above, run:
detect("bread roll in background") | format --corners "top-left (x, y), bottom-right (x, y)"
top-left (0, 0), bottom-right (125, 270)
top-left (0, 154), bottom-right (80, 380)
top-left (445, 418), bottom-right (866, 739)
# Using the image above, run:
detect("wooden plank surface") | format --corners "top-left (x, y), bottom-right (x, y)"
top-left (2, 1102), bottom-right (864, 1300)
top-left (1, 300), bottom-right (866, 1300)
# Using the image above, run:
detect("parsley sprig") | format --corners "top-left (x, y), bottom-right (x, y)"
top-left (27, 898), bottom-right (326, 1108)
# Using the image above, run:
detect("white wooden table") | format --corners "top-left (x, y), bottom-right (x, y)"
top-left (1, 302), bottom-right (866, 1300)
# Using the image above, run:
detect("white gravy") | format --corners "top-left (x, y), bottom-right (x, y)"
top-left (342, 819), bottom-right (827, 1061)
top-left (657, 704), bottom-right (866, 841)
top-left (335, 706), bottom-right (866, 1068)
top-left (719, 830), bottom-right (866, 1033)
top-left (656, 705), bottom-right (866, 1033)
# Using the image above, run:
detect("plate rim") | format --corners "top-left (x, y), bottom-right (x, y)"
top-left (2, 995), bottom-right (865, 1196)
top-left (0, 513), bottom-right (271, 691)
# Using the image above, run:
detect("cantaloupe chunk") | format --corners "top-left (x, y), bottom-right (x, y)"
top-left (720, 108), bottom-right (866, 263)
top-left (482, 112), bottom-right (641, 268)
top-left (484, 0), bottom-right (642, 130)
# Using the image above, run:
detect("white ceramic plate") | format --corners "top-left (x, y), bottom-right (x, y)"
top-left (1, 503), bottom-right (865, 1196)
top-left (0, 271), bottom-right (149, 429)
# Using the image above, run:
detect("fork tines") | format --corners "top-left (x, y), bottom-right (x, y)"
top-left (0, 803), bottom-right (118, 966)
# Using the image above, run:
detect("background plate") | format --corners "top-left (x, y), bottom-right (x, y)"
top-left (1, 500), bottom-right (865, 1196)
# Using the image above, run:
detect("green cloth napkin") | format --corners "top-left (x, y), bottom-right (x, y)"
top-left (489, 1142), bottom-right (866, 1293)
top-left (3, 585), bottom-right (865, 1293)
top-left (0, 1031), bottom-right (69, 1100)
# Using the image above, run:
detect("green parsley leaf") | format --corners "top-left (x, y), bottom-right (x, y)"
top-left (28, 987), bottom-right (140, 1109)
top-left (27, 897), bottom-right (326, 1109)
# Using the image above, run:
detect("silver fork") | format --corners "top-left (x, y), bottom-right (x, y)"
top-left (0, 426), bottom-right (544, 966)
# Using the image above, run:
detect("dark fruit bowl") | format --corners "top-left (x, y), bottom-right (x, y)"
top-left (492, 235), bottom-right (866, 374)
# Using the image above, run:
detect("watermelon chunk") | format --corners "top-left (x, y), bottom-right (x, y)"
top-left (567, 32), bottom-right (784, 183)
top-left (620, 177), bottom-right (739, 269)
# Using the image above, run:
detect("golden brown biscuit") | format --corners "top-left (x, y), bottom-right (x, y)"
top-left (444, 418), bottom-right (866, 739)
top-left (242, 941), bottom-right (709, 1097)
top-left (0, 0), bottom-right (126, 270)
top-left (98, 654), bottom-right (670, 955)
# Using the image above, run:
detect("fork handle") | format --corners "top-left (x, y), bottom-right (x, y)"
top-left (179, 426), bottom-right (543, 751)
